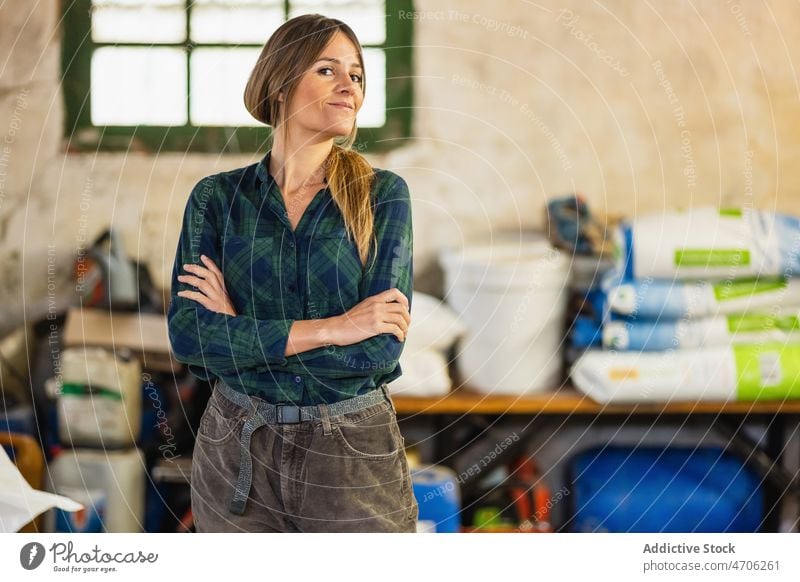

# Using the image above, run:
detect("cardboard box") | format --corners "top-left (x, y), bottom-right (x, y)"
top-left (63, 308), bottom-right (178, 372)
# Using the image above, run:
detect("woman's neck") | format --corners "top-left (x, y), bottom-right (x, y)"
top-left (269, 137), bottom-right (333, 194)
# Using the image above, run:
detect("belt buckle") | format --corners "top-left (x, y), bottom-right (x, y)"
top-left (276, 404), bottom-right (301, 424)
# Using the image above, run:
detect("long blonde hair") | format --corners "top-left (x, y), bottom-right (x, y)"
top-left (243, 13), bottom-right (377, 270)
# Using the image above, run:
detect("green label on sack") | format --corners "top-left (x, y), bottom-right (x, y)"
top-left (712, 277), bottom-right (787, 302)
top-left (734, 343), bottom-right (800, 400)
top-left (719, 208), bottom-right (743, 217)
top-left (675, 249), bottom-right (751, 267)
top-left (727, 314), bottom-right (800, 333)
top-left (60, 382), bottom-right (123, 401)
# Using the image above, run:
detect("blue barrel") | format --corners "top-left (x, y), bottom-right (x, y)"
top-left (568, 445), bottom-right (763, 532)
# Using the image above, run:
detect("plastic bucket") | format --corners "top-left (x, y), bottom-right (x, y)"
top-left (57, 347), bottom-right (142, 447)
top-left (440, 241), bottom-right (571, 394)
top-left (48, 448), bottom-right (145, 532)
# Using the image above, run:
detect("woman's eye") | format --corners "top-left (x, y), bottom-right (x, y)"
top-left (318, 67), bottom-right (362, 84)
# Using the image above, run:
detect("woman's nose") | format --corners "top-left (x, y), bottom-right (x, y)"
top-left (338, 76), bottom-right (358, 93)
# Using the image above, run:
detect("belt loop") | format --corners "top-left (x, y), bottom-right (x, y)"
top-left (381, 383), bottom-right (397, 414)
top-left (318, 402), bottom-right (333, 436)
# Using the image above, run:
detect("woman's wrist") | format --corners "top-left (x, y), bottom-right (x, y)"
top-left (319, 315), bottom-right (341, 347)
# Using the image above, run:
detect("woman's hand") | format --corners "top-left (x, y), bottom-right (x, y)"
top-left (327, 288), bottom-right (411, 345)
top-left (176, 254), bottom-right (237, 316)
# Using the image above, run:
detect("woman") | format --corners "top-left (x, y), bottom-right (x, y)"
top-left (167, 14), bottom-right (417, 532)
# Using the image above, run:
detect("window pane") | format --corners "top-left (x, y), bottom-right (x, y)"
top-left (92, 0), bottom-right (186, 43)
top-left (357, 48), bottom-right (384, 128)
top-left (289, 0), bottom-right (386, 45)
top-left (190, 0), bottom-right (284, 44)
top-left (91, 47), bottom-right (187, 126)
top-left (190, 48), bottom-right (262, 126)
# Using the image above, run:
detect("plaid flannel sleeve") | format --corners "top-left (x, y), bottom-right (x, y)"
top-left (283, 173), bottom-right (414, 381)
top-left (167, 175), bottom-right (295, 378)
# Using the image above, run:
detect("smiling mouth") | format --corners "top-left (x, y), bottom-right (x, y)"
top-left (329, 103), bottom-right (353, 110)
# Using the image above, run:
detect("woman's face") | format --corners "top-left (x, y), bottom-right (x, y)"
top-left (283, 31), bottom-right (364, 139)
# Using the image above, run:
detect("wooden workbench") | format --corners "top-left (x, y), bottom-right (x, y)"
top-left (391, 381), bottom-right (800, 532)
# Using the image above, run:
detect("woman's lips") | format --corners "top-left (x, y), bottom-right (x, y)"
top-left (328, 103), bottom-right (353, 111)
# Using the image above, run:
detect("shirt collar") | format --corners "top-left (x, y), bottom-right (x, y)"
top-left (256, 149), bottom-right (273, 186)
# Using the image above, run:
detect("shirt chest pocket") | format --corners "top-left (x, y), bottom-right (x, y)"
top-left (307, 226), bottom-right (363, 317)
top-left (221, 235), bottom-right (274, 315)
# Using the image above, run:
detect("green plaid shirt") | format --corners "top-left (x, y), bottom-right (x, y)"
top-left (167, 150), bottom-right (413, 405)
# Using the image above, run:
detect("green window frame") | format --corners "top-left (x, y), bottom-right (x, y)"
top-left (61, 0), bottom-right (414, 154)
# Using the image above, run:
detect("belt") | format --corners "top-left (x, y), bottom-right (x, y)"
top-left (213, 379), bottom-right (393, 515)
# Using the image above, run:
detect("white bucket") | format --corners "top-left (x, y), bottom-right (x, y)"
top-left (440, 241), bottom-right (571, 394)
top-left (48, 448), bottom-right (145, 532)
top-left (57, 347), bottom-right (142, 447)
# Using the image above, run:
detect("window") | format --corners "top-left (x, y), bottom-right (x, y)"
top-left (61, 0), bottom-right (414, 153)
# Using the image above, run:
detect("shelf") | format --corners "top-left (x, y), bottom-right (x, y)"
top-left (392, 384), bottom-right (800, 415)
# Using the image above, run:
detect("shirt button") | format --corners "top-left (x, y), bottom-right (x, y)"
top-left (289, 240), bottom-right (295, 248)
top-left (294, 376), bottom-right (302, 383)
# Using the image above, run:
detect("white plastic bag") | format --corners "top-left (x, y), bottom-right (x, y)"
top-left (405, 292), bottom-right (467, 352)
top-left (571, 342), bottom-right (800, 403)
top-left (601, 271), bottom-right (800, 319)
top-left (603, 310), bottom-right (800, 351)
top-left (615, 208), bottom-right (800, 281)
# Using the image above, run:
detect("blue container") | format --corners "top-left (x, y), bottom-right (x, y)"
top-left (569, 445), bottom-right (763, 532)
top-left (411, 465), bottom-right (461, 533)
top-left (0, 405), bottom-right (35, 436)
